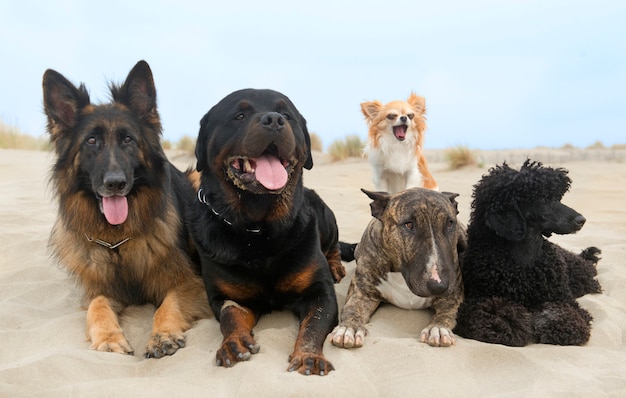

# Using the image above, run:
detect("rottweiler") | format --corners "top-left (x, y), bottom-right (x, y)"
top-left (189, 88), bottom-right (344, 375)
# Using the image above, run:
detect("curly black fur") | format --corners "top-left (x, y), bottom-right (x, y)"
top-left (454, 160), bottom-right (602, 346)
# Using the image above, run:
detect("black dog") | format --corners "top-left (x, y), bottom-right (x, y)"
top-left (189, 89), bottom-right (343, 375)
top-left (455, 160), bottom-right (602, 346)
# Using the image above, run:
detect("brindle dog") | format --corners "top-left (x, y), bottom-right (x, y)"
top-left (331, 188), bottom-right (466, 348)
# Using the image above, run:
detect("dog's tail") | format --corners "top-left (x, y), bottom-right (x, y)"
top-left (339, 241), bottom-right (357, 262)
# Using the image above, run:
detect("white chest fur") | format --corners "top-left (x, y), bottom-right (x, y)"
top-left (376, 272), bottom-right (433, 310)
top-left (368, 135), bottom-right (418, 175)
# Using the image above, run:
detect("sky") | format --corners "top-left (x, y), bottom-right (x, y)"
top-left (1, 0), bottom-right (625, 150)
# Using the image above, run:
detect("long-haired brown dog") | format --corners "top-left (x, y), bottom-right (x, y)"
top-left (361, 93), bottom-right (438, 194)
top-left (43, 61), bottom-right (210, 358)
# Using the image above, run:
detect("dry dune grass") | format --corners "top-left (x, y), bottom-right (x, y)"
top-left (0, 121), bottom-right (49, 151)
top-left (1, 122), bottom-right (624, 167)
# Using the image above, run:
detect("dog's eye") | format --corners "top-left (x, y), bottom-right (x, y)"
top-left (446, 219), bottom-right (455, 231)
top-left (235, 113), bottom-right (245, 121)
top-left (407, 113), bottom-right (414, 120)
top-left (386, 114), bottom-right (396, 121)
top-left (86, 136), bottom-right (97, 146)
top-left (404, 221), bottom-right (415, 231)
top-left (123, 135), bottom-right (133, 144)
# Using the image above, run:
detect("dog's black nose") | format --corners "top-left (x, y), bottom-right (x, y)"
top-left (261, 112), bottom-right (285, 129)
top-left (574, 214), bottom-right (586, 227)
top-left (427, 279), bottom-right (448, 295)
top-left (103, 170), bottom-right (127, 192)
top-left (400, 116), bottom-right (407, 122)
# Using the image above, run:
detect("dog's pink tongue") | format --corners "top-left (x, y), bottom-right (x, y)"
top-left (254, 155), bottom-right (288, 190)
top-left (102, 195), bottom-right (128, 225)
top-left (393, 126), bottom-right (406, 140)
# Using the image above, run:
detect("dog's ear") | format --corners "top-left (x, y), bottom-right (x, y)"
top-left (442, 191), bottom-right (460, 215)
top-left (195, 112), bottom-right (210, 172)
top-left (300, 115), bottom-right (313, 170)
top-left (114, 60), bottom-right (158, 119)
top-left (407, 92), bottom-right (426, 116)
top-left (361, 188), bottom-right (391, 219)
top-left (42, 69), bottom-right (91, 134)
top-left (360, 100), bottom-right (382, 122)
top-left (442, 191), bottom-right (467, 253)
top-left (485, 204), bottom-right (527, 242)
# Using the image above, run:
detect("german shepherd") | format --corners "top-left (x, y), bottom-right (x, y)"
top-left (42, 60), bottom-right (210, 358)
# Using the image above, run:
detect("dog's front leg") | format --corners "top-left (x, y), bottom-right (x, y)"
top-left (86, 295), bottom-right (134, 355)
top-left (375, 174), bottom-right (390, 193)
top-left (368, 152), bottom-right (388, 192)
top-left (421, 295), bottom-right (460, 347)
top-left (287, 294), bottom-right (337, 376)
top-left (145, 289), bottom-right (191, 358)
top-left (330, 280), bottom-right (380, 348)
top-left (216, 300), bottom-right (260, 367)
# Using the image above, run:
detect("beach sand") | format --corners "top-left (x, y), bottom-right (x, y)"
top-left (1, 148), bottom-right (624, 397)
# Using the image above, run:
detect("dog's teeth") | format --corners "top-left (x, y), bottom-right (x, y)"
top-left (243, 159), bottom-right (254, 173)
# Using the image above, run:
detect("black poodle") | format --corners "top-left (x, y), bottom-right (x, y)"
top-left (454, 160), bottom-right (602, 346)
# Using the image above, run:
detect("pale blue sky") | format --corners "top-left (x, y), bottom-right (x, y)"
top-left (1, 0), bottom-right (624, 150)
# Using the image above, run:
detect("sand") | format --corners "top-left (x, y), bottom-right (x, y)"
top-left (1, 148), bottom-right (624, 397)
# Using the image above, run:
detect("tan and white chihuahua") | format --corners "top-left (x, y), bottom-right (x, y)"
top-left (361, 93), bottom-right (438, 193)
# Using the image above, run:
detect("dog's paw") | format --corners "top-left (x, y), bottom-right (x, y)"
top-left (419, 326), bottom-right (456, 347)
top-left (329, 325), bottom-right (366, 348)
top-left (216, 333), bottom-right (260, 368)
top-left (330, 261), bottom-right (347, 283)
top-left (145, 331), bottom-right (186, 358)
top-left (287, 352), bottom-right (334, 376)
top-left (89, 331), bottom-right (134, 355)
top-left (581, 247), bottom-right (602, 263)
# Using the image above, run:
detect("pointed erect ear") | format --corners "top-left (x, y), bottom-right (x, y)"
top-left (361, 188), bottom-right (391, 220)
top-left (485, 204), bottom-right (527, 242)
top-left (407, 92), bottom-right (426, 115)
top-left (360, 100), bottom-right (382, 122)
top-left (42, 69), bottom-right (91, 132)
top-left (116, 60), bottom-right (157, 117)
top-left (442, 191), bottom-right (460, 214)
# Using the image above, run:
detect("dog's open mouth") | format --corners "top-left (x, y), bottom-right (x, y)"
top-left (393, 125), bottom-right (408, 141)
top-left (99, 195), bottom-right (129, 225)
top-left (227, 145), bottom-right (293, 192)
